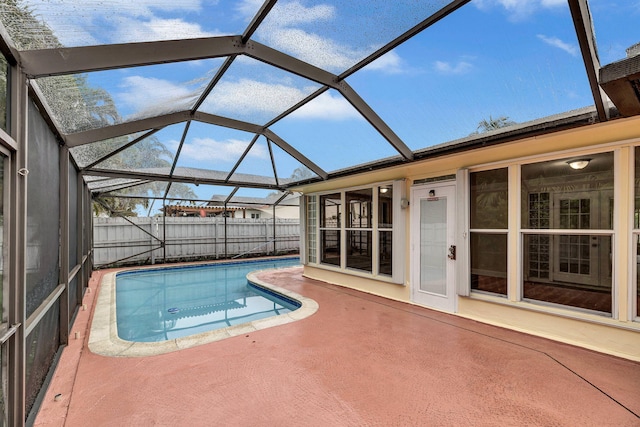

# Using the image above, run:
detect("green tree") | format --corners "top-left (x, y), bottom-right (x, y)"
top-left (1, 0), bottom-right (195, 216)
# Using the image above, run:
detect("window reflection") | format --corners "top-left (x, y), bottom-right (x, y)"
top-left (346, 189), bottom-right (372, 272)
top-left (471, 233), bottom-right (507, 295)
top-left (346, 189), bottom-right (371, 228)
top-left (470, 168), bottom-right (508, 295)
top-left (378, 186), bottom-right (393, 228)
top-left (470, 168), bottom-right (508, 229)
top-left (346, 230), bottom-right (372, 272)
top-left (378, 186), bottom-right (393, 276)
top-left (320, 193), bottom-right (340, 228)
top-left (320, 194), bottom-right (341, 266)
top-left (521, 152), bottom-right (613, 314)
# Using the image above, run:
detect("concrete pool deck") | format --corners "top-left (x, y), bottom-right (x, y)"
top-left (35, 266), bottom-right (640, 426)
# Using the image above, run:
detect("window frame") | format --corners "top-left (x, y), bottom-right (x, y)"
top-left (519, 152), bottom-right (615, 317)
top-left (468, 167), bottom-right (510, 297)
top-left (307, 180), bottom-right (405, 284)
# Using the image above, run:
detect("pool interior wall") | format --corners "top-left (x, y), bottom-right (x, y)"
top-left (89, 257), bottom-right (319, 357)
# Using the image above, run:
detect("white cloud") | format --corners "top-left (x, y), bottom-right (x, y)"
top-left (474, 0), bottom-right (565, 20)
top-left (236, 0), bottom-right (334, 25)
top-left (238, 0), bottom-right (399, 73)
top-left (117, 76), bottom-right (200, 115)
top-left (537, 34), bottom-right (578, 56)
top-left (262, 27), bottom-right (361, 72)
top-left (266, 1), bottom-right (335, 26)
top-left (363, 51), bottom-right (406, 74)
top-left (22, 0), bottom-right (209, 45)
top-left (434, 60), bottom-right (473, 75)
top-left (168, 137), bottom-right (268, 163)
top-left (235, 0), bottom-right (264, 20)
top-left (203, 78), bottom-right (317, 117)
top-left (289, 92), bottom-right (362, 120)
top-left (113, 18), bottom-right (219, 43)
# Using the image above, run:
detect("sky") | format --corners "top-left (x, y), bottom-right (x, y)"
top-left (14, 0), bottom-right (640, 210)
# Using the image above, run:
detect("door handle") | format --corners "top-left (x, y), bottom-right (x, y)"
top-left (448, 245), bottom-right (456, 260)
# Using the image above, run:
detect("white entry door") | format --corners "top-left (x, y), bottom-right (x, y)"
top-left (410, 184), bottom-right (457, 312)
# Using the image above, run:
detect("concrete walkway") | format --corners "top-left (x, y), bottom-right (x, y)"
top-left (35, 267), bottom-right (640, 426)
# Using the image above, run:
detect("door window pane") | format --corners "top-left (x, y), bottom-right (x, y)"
top-left (420, 198), bottom-right (447, 295)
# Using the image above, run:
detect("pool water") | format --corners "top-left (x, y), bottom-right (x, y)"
top-left (115, 258), bottom-right (301, 342)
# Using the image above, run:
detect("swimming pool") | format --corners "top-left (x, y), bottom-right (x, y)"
top-left (88, 257), bottom-right (318, 357)
top-left (116, 258), bottom-right (302, 342)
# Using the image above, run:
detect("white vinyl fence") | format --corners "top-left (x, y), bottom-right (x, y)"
top-left (93, 217), bottom-right (300, 268)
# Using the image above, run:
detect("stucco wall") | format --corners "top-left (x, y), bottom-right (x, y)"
top-left (299, 115), bottom-right (640, 361)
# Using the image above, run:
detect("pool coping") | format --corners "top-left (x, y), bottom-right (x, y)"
top-left (88, 264), bottom-right (319, 357)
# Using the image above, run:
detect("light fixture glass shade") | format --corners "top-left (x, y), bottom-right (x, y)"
top-left (568, 159), bottom-right (590, 170)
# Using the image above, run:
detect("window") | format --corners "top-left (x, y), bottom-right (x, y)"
top-left (378, 185), bottom-right (393, 276)
top-left (306, 195), bottom-right (317, 264)
top-left (0, 154), bottom-right (4, 323)
top-left (521, 152), bottom-right (613, 314)
top-left (634, 147), bottom-right (640, 319)
top-left (312, 182), bottom-right (402, 282)
top-left (346, 189), bottom-right (372, 272)
top-left (0, 54), bottom-right (6, 132)
top-left (320, 193), bottom-right (341, 266)
top-left (469, 168), bottom-right (508, 296)
top-left (251, 213), bottom-right (260, 219)
top-left (0, 150), bottom-right (7, 426)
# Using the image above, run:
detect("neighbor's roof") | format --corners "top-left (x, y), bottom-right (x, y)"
top-left (1, 0), bottom-right (638, 205)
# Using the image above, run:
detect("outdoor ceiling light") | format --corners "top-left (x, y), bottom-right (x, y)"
top-left (380, 187), bottom-right (389, 193)
top-left (567, 159), bottom-right (591, 170)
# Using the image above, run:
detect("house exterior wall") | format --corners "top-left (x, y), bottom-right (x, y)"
top-left (299, 115), bottom-right (640, 361)
top-left (254, 204), bottom-right (300, 219)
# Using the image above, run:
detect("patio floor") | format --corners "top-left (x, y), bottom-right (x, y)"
top-left (35, 266), bottom-right (640, 426)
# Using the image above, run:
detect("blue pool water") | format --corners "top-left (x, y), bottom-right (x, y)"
top-left (115, 258), bottom-right (301, 342)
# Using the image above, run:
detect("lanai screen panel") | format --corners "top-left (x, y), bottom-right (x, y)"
top-left (35, 59), bottom-right (224, 134)
top-left (173, 122), bottom-right (262, 178)
top-left (0, 1), bottom-right (256, 49)
top-left (270, 89), bottom-right (401, 173)
top-left (347, 1), bottom-right (596, 152)
top-left (198, 57), bottom-right (323, 125)
top-left (589, 1), bottom-right (640, 65)
top-left (70, 131), bottom-right (153, 169)
top-left (89, 126), bottom-right (181, 173)
top-left (251, 0), bottom-right (455, 74)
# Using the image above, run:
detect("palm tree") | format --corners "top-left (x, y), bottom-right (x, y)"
top-left (473, 115), bottom-right (516, 134)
